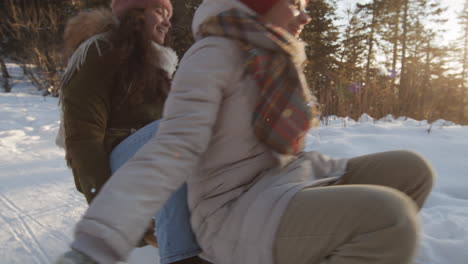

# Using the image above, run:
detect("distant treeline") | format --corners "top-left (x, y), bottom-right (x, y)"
top-left (1, 0), bottom-right (467, 124)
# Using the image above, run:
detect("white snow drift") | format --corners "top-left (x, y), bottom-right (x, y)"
top-left (0, 63), bottom-right (467, 263)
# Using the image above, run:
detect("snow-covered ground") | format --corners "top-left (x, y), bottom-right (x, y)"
top-left (1, 63), bottom-right (467, 263)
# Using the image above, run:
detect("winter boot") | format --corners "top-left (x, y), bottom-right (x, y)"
top-left (55, 250), bottom-right (96, 264)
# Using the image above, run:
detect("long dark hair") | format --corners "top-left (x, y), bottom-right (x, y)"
top-left (108, 9), bottom-right (171, 105)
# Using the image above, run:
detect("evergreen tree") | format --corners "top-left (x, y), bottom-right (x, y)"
top-left (355, 0), bottom-right (388, 114)
top-left (337, 9), bottom-right (367, 118)
top-left (356, 1), bottom-right (386, 84)
top-left (398, 0), bottom-right (446, 116)
top-left (302, 0), bottom-right (340, 117)
top-left (377, 0), bottom-right (403, 92)
top-left (340, 11), bottom-right (366, 82)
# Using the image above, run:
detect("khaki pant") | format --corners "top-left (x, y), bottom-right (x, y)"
top-left (274, 150), bottom-right (434, 264)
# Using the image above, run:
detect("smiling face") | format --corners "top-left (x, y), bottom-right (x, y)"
top-left (261, 0), bottom-right (311, 35)
top-left (143, 6), bottom-right (171, 44)
top-left (287, 0), bottom-right (311, 37)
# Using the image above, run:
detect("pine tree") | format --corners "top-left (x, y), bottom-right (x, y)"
top-left (377, 0), bottom-right (403, 92)
top-left (339, 10), bottom-right (367, 81)
top-left (356, 1), bottom-right (386, 84)
top-left (355, 0), bottom-right (389, 114)
top-left (337, 9), bottom-right (367, 118)
top-left (398, 0), bottom-right (447, 117)
top-left (302, 0), bottom-right (340, 117)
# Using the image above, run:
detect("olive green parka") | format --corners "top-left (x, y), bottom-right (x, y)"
top-left (59, 9), bottom-right (177, 203)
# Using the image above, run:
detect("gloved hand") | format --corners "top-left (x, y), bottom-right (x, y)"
top-left (55, 249), bottom-right (97, 264)
top-left (142, 218), bottom-right (158, 248)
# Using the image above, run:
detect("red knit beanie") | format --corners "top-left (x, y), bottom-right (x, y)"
top-left (111, 0), bottom-right (173, 18)
top-left (239, 0), bottom-right (280, 14)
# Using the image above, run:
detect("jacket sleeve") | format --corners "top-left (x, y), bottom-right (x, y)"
top-left (62, 42), bottom-right (114, 203)
top-left (71, 39), bottom-right (238, 263)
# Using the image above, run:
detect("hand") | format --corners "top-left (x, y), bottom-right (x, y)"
top-left (143, 219), bottom-right (158, 248)
top-left (55, 250), bottom-right (96, 264)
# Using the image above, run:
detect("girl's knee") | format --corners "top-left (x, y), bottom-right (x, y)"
top-left (372, 187), bottom-right (420, 260)
top-left (366, 186), bottom-right (419, 231)
top-left (353, 186), bottom-right (420, 257)
top-left (381, 187), bottom-right (420, 254)
top-left (395, 150), bottom-right (435, 189)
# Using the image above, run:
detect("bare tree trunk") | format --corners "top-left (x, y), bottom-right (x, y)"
top-left (461, 4), bottom-right (468, 123)
top-left (399, 0), bottom-right (409, 113)
top-left (391, 5), bottom-right (401, 92)
top-left (365, 7), bottom-right (377, 84)
top-left (363, 3), bottom-right (378, 115)
top-left (0, 57), bottom-right (11, 92)
top-left (420, 39), bottom-right (431, 119)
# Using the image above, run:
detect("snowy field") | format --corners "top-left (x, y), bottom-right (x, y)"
top-left (1, 63), bottom-right (467, 264)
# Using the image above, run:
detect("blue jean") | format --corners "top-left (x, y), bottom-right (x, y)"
top-left (109, 120), bottom-right (201, 264)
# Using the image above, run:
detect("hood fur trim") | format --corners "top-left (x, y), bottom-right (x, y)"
top-left (192, 0), bottom-right (255, 40)
top-left (64, 8), bottom-right (116, 58)
top-left (152, 43), bottom-right (178, 78)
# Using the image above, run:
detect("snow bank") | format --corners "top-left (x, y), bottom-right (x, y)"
top-left (1, 63), bottom-right (467, 263)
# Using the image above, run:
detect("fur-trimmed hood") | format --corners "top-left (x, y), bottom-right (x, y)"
top-left (56, 8), bottom-right (178, 149)
top-left (192, 0), bottom-right (255, 41)
top-left (62, 8), bottom-right (178, 78)
top-left (63, 8), bottom-right (116, 59)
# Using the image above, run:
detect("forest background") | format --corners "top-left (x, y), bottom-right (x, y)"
top-left (1, 0), bottom-right (467, 124)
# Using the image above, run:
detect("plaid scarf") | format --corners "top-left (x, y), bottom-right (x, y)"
top-left (199, 9), bottom-right (317, 155)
